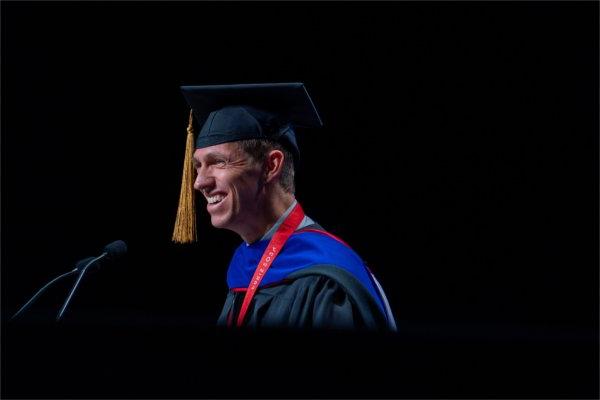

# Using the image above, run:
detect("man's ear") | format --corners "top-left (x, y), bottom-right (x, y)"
top-left (264, 149), bottom-right (285, 184)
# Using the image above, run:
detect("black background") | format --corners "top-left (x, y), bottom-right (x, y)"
top-left (2, 1), bottom-right (598, 398)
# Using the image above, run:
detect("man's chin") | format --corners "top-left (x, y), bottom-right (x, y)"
top-left (210, 215), bottom-right (231, 230)
top-left (210, 219), bottom-right (225, 229)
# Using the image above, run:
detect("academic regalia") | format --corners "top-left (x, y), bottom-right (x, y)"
top-left (173, 83), bottom-right (397, 331)
top-left (218, 272), bottom-right (382, 330)
top-left (217, 214), bottom-right (397, 331)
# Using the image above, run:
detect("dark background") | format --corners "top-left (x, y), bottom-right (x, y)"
top-left (2, 1), bottom-right (598, 398)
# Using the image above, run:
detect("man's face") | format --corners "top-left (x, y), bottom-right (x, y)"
top-left (192, 142), bottom-right (264, 233)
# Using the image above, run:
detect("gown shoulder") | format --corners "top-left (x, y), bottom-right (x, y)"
top-left (218, 265), bottom-right (388, 331)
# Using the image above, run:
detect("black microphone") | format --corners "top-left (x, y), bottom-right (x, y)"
top-left (77, 240), bottom-right (128, 273)
top-left (104, 240), bottom-right (127, 260)
top-left (57, 240), bottom-right (127, 320)
top-left (11, 240), bottom-right (128, 321)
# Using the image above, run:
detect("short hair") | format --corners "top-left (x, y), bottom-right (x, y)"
top-left (236, 139), bottom-right (295, 194)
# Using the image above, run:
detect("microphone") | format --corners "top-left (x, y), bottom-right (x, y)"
top-left (10, 240), bottom-right (128, 322)
top-left (77, 240), bottom-right (128, 273)
top-left (57, 240), bottom-right (127, 321)
top-left (104, 240), bottom-right (127, 258)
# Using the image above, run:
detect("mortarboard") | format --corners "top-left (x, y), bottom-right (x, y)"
top-left (172, 83), bottom-right (323, 244)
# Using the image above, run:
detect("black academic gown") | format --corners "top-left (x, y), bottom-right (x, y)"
top-left (217, 264), bottom-right (390, 331)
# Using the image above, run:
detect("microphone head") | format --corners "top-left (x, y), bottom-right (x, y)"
top-left (103, 240), bottom-right (127, 260)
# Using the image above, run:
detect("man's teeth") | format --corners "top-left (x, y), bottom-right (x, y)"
top-left (207, 195), bottom-right (225, 204)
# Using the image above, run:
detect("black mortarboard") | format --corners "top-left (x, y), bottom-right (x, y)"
top-left (173, 83), bottom-right (323, 244)
top-left (181, 82), bottom-right (322, 162)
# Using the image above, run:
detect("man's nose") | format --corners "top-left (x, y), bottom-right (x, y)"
top-left (193, 168), bottom-right (214, 192)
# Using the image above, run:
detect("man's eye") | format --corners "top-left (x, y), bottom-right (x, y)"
top-left (215, 160), bottom-right (227, 167)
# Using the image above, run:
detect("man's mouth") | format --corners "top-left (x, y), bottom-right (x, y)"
top-left (206, 194), bottom-right (226, 207)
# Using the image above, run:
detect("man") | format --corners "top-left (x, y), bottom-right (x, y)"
top-left (173, 83), bottom-right (396, 331)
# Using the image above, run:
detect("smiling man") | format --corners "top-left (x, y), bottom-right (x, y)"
top-left (173, 83), bottom-right (396, 331)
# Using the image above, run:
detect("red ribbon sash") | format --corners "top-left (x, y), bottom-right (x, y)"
top-left (235, 203), bottom-right (305, 327)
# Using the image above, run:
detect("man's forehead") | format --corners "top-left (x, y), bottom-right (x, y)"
top-left (193, 142), bottom-right (240, 160)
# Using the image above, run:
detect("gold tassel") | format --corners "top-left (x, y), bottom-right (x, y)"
top-left (172, 110), bottom-right (197, 243)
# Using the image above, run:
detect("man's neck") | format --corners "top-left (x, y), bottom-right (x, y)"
top-left (256, 198), bottom-right (299, 243)
top-left (241, 193), bottom-right (295, 244)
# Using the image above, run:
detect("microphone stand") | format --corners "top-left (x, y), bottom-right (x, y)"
top-left (56, 252), bottom-right (107, 321)
top-left (10, 269), bottom-right (79, 321)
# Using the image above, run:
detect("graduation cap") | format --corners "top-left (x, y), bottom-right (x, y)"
top-left (172, 83), bottom-right (323, 244)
